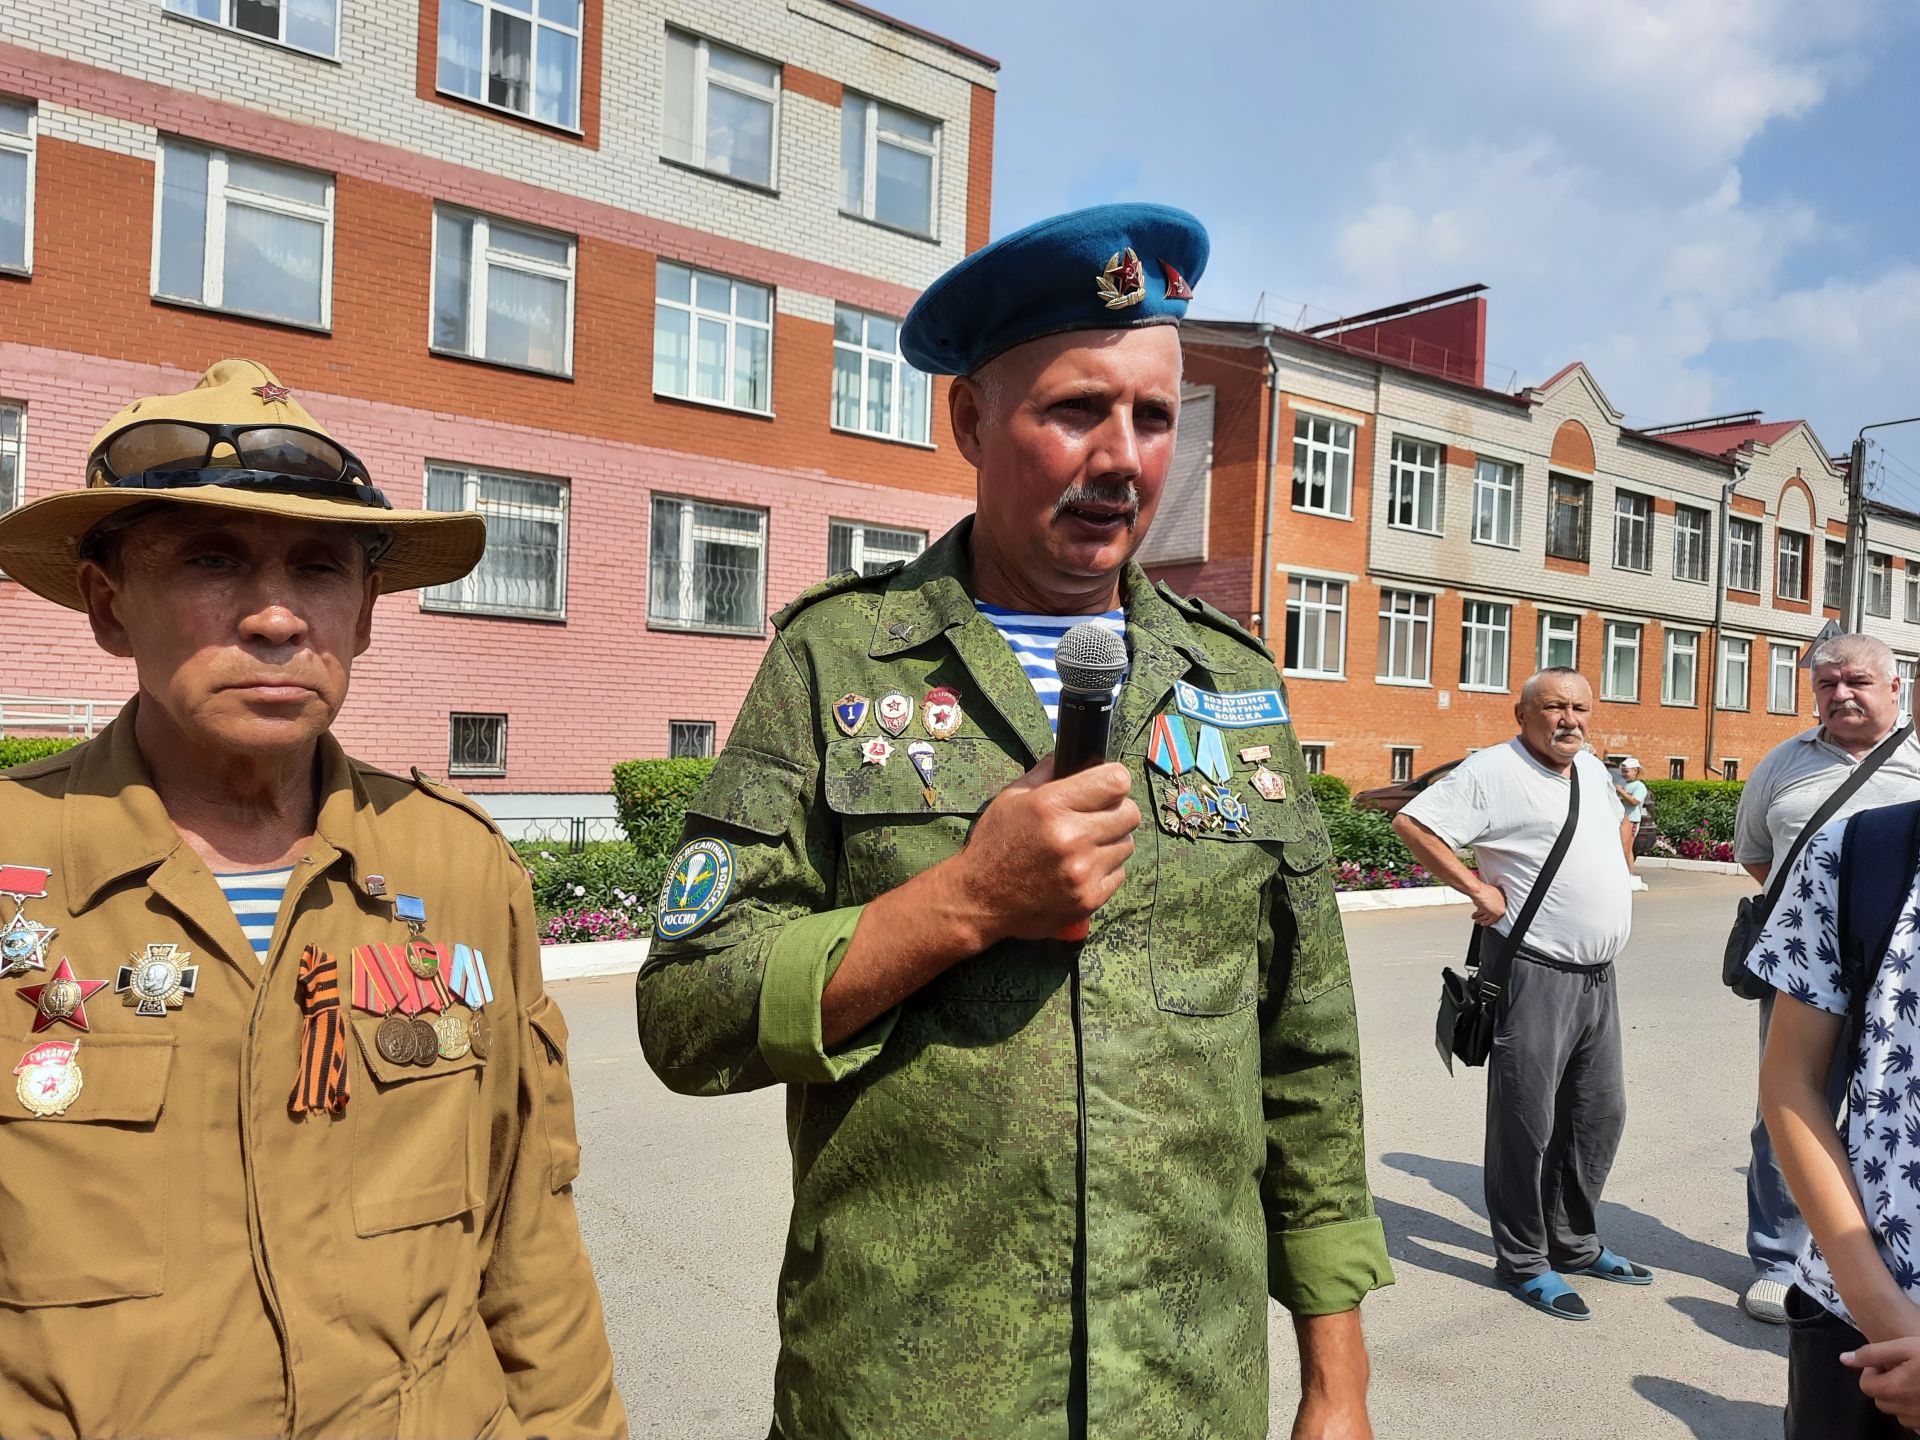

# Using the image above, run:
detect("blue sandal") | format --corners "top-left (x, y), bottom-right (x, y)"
top-left (1572, 1246), bottom-right (1653, 1285)
top-left (1508, 1272), bottom-right (1591, 1320)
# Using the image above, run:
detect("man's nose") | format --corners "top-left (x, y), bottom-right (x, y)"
top-left (1093, 410), bottom-right (1141, 478)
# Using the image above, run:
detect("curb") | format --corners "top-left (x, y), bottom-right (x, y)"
top-left (1635, 856), bottom-right (1748, 875)
top-left (542, 937), bottom-right (649, 982)
top-left (1336, 875), bottom-right (1650, 912)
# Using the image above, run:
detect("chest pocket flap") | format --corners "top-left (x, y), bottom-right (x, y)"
top-left (823, 737), bottom-right (1025, 818)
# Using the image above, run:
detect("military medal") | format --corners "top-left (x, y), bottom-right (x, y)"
top-left (1147, 714), bottom-right (1195, 777)
top-left (14, 1038), bottom-right (81, 1116)
top-left (1211, 786), bottom-right (1251, 836)
top-left (1095, 246), bottom-right (1147, 310)
top-left (18, 957), bottom-right (107, 1034)
top-left (410, 1016), bottom-right (440, 1067)
top-left (861, 738), bottom-right (893, 767)
top-left (115, 943), bottom-right (198, 1017)
top-left (1164, 784), bottom-right (1207, 839)
top-left (435, 1008), bottom-right (473, 1060)
top-left (1251, 765), bottom-right (1287, 802)
top-left (877, 691), bottom-right (913, 737)
top-left (922, 687), bottom-right (962, 740)
top-left (1238, 744), bottom-right (1272, 765)
top-left (363, 873), bottom-right (389, 899)
top-left (907, 741), bottom-right (938, 807)
top-left (1160, 259), bottom-right (1194, 301)
top-left (375, 1009), bottom-right (418, 1065)
top-left (445, 943), bottom-right (495, 1010)
top-left (0, 864), bottom-right (56, 979)
top-left (1194, 724), bottom-right (1233, 784)
top-left (466, 1007), bottom-right (492, 1058)
top-left (833, 694), bottom-right (871, 737)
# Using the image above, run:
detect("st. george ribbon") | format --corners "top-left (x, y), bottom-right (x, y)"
top-left (1053, 622), bottom-right (1130, 941)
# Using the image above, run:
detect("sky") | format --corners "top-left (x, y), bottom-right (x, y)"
top-left (881, 0), bottom-right (1920, 508)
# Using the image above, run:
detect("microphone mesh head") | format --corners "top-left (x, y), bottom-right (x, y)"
top-left (1056, 622), bottom-right (1129, 692)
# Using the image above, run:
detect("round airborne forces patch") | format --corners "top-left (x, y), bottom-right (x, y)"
top-left (655, 839), bottom-right (736, 941)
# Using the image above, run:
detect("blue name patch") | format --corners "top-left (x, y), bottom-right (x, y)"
top-left (1174, 681), bottom-right (1289, 729)
top-left (655, 838), bottom-right (736, 941)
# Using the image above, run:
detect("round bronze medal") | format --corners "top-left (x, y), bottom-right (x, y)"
top-left (375, 1013), bottom-right (417, 1065)
top-left (411, 1018), bottom-right (440, 1067)
top-left (466, 1009), bottom-right (492, 1059)
top-left (435, 1010), bottom-right (471, 1061)
top-left (406, 944), bottom-right (440, 979)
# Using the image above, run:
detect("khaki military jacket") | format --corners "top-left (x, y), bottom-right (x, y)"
top-left (0, 705), bottom-right (625, 1440)
top-left (637, 518), bottom-right (1392, 1440)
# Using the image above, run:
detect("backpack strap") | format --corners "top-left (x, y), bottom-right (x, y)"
top-left (1839, 800), bottom-right (1920, 1098)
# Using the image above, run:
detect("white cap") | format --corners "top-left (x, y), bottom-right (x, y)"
top-left (1621, 756), bottom-right (1643, 770)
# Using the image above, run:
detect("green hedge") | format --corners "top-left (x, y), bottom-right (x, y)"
top-left (612, 757), bottom-right (717, 901)
top-left (1643, 778), bottom-right (1743, 846)
top-left (0, 736), bottom-right (84, 770)
top-left (1307, 773), bottom-right (1352, 811)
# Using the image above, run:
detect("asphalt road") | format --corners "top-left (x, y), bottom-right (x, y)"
top-left (558, 868), bottom-right (1789, 1439)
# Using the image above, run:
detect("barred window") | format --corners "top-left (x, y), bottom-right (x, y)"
top-left (649, 495), bottom-right (766, 635)
top-left (1726, 518), bottom-right (1762, 593)
top-left (1673, 505), bottom-right (1710, 582)
top-left (669, 721), bottom-right (715, 758)
top-left (1546, 475), bottom-right (1590, 561)
top-left (1300, 744), bottom-right (1326, 774)
top-left (1613, 491), bottom-right (1651, 572)
top-left (423, 465), bottom-right (568, 618)
top-left (448, 713), bottom-right (507, 777)
top-left (1390, 746), bottom-right (1414, 783)
top-left (1777, 531), bottom-right (1807, 602)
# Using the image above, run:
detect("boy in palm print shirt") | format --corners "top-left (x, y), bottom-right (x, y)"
top-left (1756, 819), bottom-right (1920, 1436)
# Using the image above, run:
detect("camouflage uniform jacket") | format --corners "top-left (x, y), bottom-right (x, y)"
top-left (636, 519), bottom-right (1392, 1438)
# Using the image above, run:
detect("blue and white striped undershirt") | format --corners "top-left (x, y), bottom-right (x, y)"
top-left (214, 866), bottom-right (293, 960)
top-left (976, 601), bottom-right (1127, 732)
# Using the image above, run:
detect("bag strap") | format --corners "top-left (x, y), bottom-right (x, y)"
top-left (1758, 720), bottom-right (1914, 927)
top-left (1476, 760), bottom-right (1583, 1004)
top-left (1837, 799), bottom-right (1920, 1122)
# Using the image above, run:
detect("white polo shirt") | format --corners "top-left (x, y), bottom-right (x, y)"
top-left (1734, 724), bottom-right (1920, 885)
top-left (1400, 740), bottom-right (1631, 968)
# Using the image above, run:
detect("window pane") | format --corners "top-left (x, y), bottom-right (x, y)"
top-left (485, 263), bottom-right (567, 370)
top-left (832, 346), bottom-right (862, 430)
top-left (878, 103), bottom-right (936, 144)
top-left (865, 354), bottom-right (891, 434)
top-left (432, 210), bottom-right (473, 351)
top-left (900, 366), bottom-right (929, 444)
top-left (226, 155), bottom-right (327, 208)
top-left (164, 0), bottom-right (222, 19)
top-left (707, 45), bottom-right (776, 87)
top-left (874, 141), bottom-right (932, 232)
top-left (733, 323), bottom-right (770, 410)
top-left (656, 260), bottom-right (691, 306)
top-left (828, 520), bottom-right (854, 575)
top-left (234, 0), bottom-right (280, 41)
top-left (694, 272), bottom-right (729, 311)
top-left (866, 313), bottom-right (898, 353)
top-left (157, 142), bottom-right (210, 301)
top-left (537, 0), bottom-right (579, 23)
top-left (535, 26), bottom-right (580, 129)
top-left (834, 306), bottom-right (861, 344)
top-left (652, 305), bottom-right (689, 395)
top-left (694, 316), bottom-right (728, 400)
top-left (663, 29), bottom-right (698, 166)
top-left (0, 100), bottom-right (28, 137)
top-left (286, 0), bottom-right (335, 53)
top-left (489, 220), bottom-right (571, 267)
top-left (649, 498), bottom-right (683, 620)
top-left (223, 203), bottom-right (324, 325)
top-left (734, 281), bottom-right (770, 323)
top-left (438, 0), bottom-right (485, 100)
top-left (840, 97), bottom-right (866, 211)
top-left (707, 87), bottom-right (773, 185)
top-left (489, 10), bottom-right (533, 115)
top-left (0, 150), bottom-right (25, 271)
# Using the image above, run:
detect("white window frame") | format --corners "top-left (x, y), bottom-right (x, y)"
top-left (1471, 456), bottom-right (1518, 548)
top-left (1612, 490), bottom-right (1652, 572)
top-left (667, 30), bottom-right (781, 188)
top-left (1717, 635), bottom-right (1752, 711)
top-left (829, 518), bottom-right (925, 577)
top-left (0, 98), bottom-right (35, 276)
top-left (1769, 642), bottom-right (1799, 715)
top-left (1387, 436), bottom-right (1443, 534)
top-left (1285, 577), bottom-right (1347, 679)
top-left (421, 463), bottom-right (569, 620)
top-left (1299, 744), bottom-right (1326, 775)
top-left (831, 305), bottom-right (931, 445)
top-left (438, 0), bottom-right (583, 131)
top-left (0, 399), bottom-right (24, 518)
top-left (842, 92), bottom-right (940, 238)
top-left (647, 493), bottom-right (768, 636)
top-left (1673, 504), bottom-right (1710, 583)
top-left (1826, 540), bottom-right (1847, 609)
top-left (1907, 568), bottom-right (1920, 624)
top-left (1538, 611), bottom-right (1579, 671)
top-left (1293, 412), bottom-right (1355, 519)
top-left (1602, 620), bottom-right (1641, 702)
top-left (429, 205), bottom-right (576, 376)
top-left (1390, 746), bottom-right (1415, 784)
top-left (1376, 589), bottom-right (1432, 686)
top-left (1776, 530), bottom-right (1808, 602)
top-left (653, 261), bottom-right (774, 415)
top-left (1868, 552), bottom-right (1894, 618)
top-left (1662, 629), bottom-right (1699, 708)
top-left (162, 0), bottom-right (342, 59)
top-left (448, 712), bottom-right (508, 777)
top-left (1900, 658), bottom-right (1917, 724)
top-left (1726, 516), bottom-right (1762, 593)
top-left (152, 139), bottom-right (334, 329)
top-left (1459, 599), bottom-right (1512, 692)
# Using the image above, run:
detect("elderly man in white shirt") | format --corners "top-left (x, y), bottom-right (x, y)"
top-left (1394, 666), bottom-right (1646, 1321)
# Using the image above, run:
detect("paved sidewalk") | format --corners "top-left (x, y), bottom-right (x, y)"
top-left (559, 867), bottom-right (1786, 1438)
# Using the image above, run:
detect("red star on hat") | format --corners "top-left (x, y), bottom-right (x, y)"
top-left (1160, 260), bottom-right (1194, 301)
top-left (252, 383), bottom-right (292, 404)
top-left (18, 957), bottom-right (108, 1034)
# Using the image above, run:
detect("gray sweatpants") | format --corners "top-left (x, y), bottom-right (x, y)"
top-left (1485, 953), bottom-right (1627, 1284)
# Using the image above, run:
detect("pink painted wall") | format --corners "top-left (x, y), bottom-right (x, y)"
top-left (1, 345), bottom-right (975, 793)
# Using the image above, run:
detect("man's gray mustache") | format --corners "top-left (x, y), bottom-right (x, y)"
top-left (1052, 482), bottom-right (1140, 523)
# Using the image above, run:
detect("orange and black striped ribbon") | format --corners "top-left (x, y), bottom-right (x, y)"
top-left (290, 945), bottom-right (349, 1116)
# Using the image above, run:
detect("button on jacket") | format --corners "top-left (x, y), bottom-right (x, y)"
top-left (636, 519), bottom-right (1392, 1440)
top-left (0, 706), bottom-right (626, 1440)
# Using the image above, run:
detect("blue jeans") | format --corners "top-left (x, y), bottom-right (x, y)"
top-left (1750, 989), bottom-right (1852, 1282)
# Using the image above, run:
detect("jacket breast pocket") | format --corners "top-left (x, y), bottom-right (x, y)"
top-left (0, 1031), bottom-right (176, 1306)
top-left (349, 1015), bottom-right (487, 1236)
top-left (1145, 771), bottom-right (1315, 1016)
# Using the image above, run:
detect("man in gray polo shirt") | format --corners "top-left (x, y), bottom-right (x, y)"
top-left (1734, 633), bottom-right (1920, 1325)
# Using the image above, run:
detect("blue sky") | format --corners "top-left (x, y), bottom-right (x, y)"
top-left (884, 0), bottom-right (1920, 506)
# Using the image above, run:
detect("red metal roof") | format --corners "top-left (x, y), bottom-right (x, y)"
top-left (1652, 420), bottom-right (1801, 457)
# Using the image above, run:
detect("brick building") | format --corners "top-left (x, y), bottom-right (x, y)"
top-left (1148, 290), bottom-right (1920, 790)
top-left (0, 0), bottom-right (995, 824)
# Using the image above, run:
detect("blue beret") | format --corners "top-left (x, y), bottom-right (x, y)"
top-left (901, 202), bottom-right (1209, 377)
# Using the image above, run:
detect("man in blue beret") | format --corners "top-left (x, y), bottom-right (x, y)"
top-left (638, 203), bottom-right (1392, 1438)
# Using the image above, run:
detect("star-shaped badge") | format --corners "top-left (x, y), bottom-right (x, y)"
top-left (18, 957), bottom-right (108, 1034)
top-left (252, 382), bottom-right (292, 404)
top-left (0, 908), bottom-right (54, 978)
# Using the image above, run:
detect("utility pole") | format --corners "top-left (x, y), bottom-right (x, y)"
top-left (1844, 433), bottom-right (1869, 631)
top-left (1705, 460), bottom-right (1748, 776)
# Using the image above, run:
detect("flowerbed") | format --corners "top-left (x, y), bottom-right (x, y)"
top-left (519, 842), bottom-right (653, 944)
top-left (1334, 861), bottom-right (1440, 891)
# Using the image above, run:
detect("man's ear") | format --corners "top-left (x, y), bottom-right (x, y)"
top-left (76, 561), bottom-right (135, 659)
top-left (950, 377), bottom-right (986, 468)
top-left (353, 569), bottom-right (382, 658)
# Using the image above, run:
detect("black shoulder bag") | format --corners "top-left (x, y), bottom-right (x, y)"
top-left (1435, 762), bottom-right (1582, 1074)
top-left (1721, 720), bottom-right (1914, 1000)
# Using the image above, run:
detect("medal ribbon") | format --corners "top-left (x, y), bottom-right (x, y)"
top-left (289, 946), bottom-right (349, 1116)
top-left (353, 944), bottom-right (401, 1015)
top-left (369, 943), bottom-right (422, 1014)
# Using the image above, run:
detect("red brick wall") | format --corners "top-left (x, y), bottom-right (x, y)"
top-left (966, 85), bottom-right (995, 254)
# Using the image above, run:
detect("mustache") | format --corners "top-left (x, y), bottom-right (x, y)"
top-left (1829, 699), bottom-right (1867, 716)
top-left (1051, 482), bottom-right (1140, 525)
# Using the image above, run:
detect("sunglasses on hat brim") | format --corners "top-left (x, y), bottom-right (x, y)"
top-left (88, 421), bottom-right (383, 505)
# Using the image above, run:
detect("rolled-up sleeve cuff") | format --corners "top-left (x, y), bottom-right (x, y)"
top-left (1268, 1216), bottom-right (1395, 1314)
top-left (757, 906), bottom-right (898, 1084)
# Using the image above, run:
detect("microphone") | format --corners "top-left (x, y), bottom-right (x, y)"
top-left (1053, 623), bottom-right (1130, 941)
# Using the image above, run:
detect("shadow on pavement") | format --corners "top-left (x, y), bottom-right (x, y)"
top-left (1667, 1294), bottom-right (1789, 1358)
top-left (1371, 1196), bottom-right (1503, 1292)
top-left (1633, 1376), bottom-right (1780, 1439)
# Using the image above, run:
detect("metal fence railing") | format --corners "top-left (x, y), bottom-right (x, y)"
top-left (499, 815), bottom-right (625, 852)
top-left (0, 695), bottom-right (123, 736)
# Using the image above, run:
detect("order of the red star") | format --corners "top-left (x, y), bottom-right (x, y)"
top-left (18, 957), bottom-right (109, 1034)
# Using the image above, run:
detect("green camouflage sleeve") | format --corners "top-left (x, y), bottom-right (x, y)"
top-left (634, 632), bottom-right (896, 1096)
top-left (1259, 748), bottom-right (1395, 1315)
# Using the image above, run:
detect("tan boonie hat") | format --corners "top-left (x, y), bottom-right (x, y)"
top-left (0, 359), bottom-right (485, 611)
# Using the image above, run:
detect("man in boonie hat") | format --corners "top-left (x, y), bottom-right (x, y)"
top-left (0, 360), bottom-right (625, 1438)
top-left (639, 205), bottom-right (1391, 1438)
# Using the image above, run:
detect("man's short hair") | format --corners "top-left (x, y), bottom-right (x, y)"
top-left (1520, 666), bottom-right (1587, 705)
top-left (1809, 633), bottom-right (1896, 681)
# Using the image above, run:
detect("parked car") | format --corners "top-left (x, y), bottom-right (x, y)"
top-left (1353, 759), bottom-right (1463, 816)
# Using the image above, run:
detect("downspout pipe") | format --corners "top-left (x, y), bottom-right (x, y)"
top-left (1704, 459), bottom-right (1748, 776)
top-left (1256, 328), bottom-right (1281, 647)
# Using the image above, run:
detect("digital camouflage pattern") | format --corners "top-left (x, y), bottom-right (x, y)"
top-left (636, 518), bottom-right (1391, 1439)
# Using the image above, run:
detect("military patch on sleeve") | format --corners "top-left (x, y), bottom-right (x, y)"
top-left (654, 839), bottom-right (736, 941)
